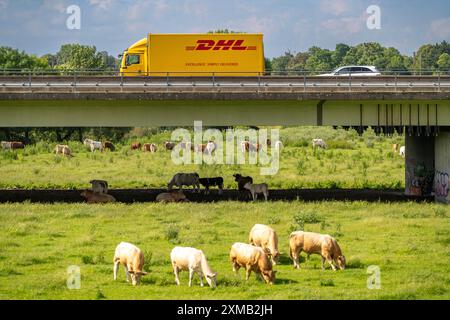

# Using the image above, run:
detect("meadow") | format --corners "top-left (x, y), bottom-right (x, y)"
top-left (0, 201), bottom-right (448, 300)
top-left (0, 126), bottom-right (405, 190)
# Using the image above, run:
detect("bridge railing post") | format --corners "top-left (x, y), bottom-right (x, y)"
top-left (303, 71), bottom-right (306, 93)
top-left (395, 72), bottom-right (398, 92)
top-left (28, 71), bottom-right (32, 88)
top-left (212, 72), bottom-right (215, 87)
top-left (349, 73), bottom-right (352, 92)
top-left (438, 71), bottom-right (441, 92)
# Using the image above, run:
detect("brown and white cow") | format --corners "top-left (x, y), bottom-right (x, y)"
top-left (142, 143), bottom-right (157, 152)
top-left (113, 242), bottom-right (148, 286)
top-left (229, 242), bottom-right (276, 284)
top-left (249, 224), bottom-right (279, 265)
top-left (131, 142), bottom-right (142, 150)
top-left (164, 141), bottom-right (176, 150)
top-left (81, 190), bottom-right (116, 204)
top-left (289, 231), bottom-right (346, 271)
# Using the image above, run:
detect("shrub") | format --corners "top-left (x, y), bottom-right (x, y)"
top-left (165, 224), bottom-right (180, 242)
top-left (327, 139), bottom-right (354, 150)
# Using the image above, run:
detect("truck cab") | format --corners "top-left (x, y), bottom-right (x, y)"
top-left (120, 38), bottom-right (147, 76)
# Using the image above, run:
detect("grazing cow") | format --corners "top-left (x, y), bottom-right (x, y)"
top-left (164, 141), bottom-right (176, 150)
top-left (399, 146), bottom-right (405, 157)
top-left (241, 141), bottom-right (249, 153)
top-left (90, 180), bottom-right (108, 194)
top-left (156, 191), bottom-right (189, 203)
top-left (170, 246), bottom-right (217, 288)
top-left (168, 173), bottom-right (200, 192)
top-left (81, 190), bottom-right (116, 204)
top-left (1, 141), bottom-right (12, 150)
top-left (289, 231), bottom-right (346, 271)
top-left (62, 146), bottom-right (72, 157)
top-left (241, 141), bottom-right (260, 153)
top-left (113, 242), bottom-right (148, 286)
top-left (205, 141), bottom-right (217, 155)
top-left (392, 143), bottom-right (399, 153)
top-left (10, 141), bottom-right (25, 150)
top-left (243, 182), bottom-right (269, 201)
top-left (194, 144), bottom-right (207, 153)
top-left (131, 142), bottom-right (142, 150)
top-left (54, 144), bottom-right (71, 156)
top-left (249, 224), bottom-right (279, 265)
top-left (83, 139), bottom-right (93, 149)
top-left (233, 174), bottom-right (253, 200)
top-left (312, 138), bottom-right (327, 149)
top-left (142, 143), bottom-right (157, 152)
top-left (229, 242), bottom-right (276, 284)
top-left (89, 140), bottom-right (104, 152)
top-left (179, 141), bottom-right (192, 151)
top-left (103, 141), bottom-right (115, 152)
top-left (198, 177), bottom-right (224, 195)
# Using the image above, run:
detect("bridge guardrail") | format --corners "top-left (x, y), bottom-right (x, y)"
top-left (0, 70), bottom-right (449, 93)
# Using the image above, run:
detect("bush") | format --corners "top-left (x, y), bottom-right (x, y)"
top-left (293, 211), bottom-right (323, 229)
top-left (165, 224), bottom-right (180, 242)
top-left (327, 139), bottom-right (355, 150)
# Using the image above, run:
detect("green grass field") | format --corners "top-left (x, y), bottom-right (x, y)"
top-left (0, 126), bottom-right (405, 190)
top-left (0, 201), bottom-right (448, 300)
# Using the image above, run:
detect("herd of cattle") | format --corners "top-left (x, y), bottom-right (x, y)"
top-left (114, 223), bottom-right (346, 286)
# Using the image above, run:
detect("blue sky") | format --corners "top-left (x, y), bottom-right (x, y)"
top-left (0, 0), bottom-right (449, 58)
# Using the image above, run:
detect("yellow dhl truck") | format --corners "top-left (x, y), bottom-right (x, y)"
top-left (119, 33), bottom-right (264, 76)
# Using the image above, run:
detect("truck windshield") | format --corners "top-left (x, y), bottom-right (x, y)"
top-left (126, 54), bottom-right (140, 66)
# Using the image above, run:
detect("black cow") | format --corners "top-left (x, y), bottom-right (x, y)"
top-left (233, 174), bottom-right (253, 200)
top-left (199, 177), bottom-right (224, 195)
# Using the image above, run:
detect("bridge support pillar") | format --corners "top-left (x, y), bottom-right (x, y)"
top-left (405, 135), bottom-right (435, 197)
top-left (434, 130), bottom-right (450, 204)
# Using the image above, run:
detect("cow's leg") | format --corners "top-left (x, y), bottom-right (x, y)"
top-left (321, 256), bottom-right (327, 270)
top-left (218, 184), bottom-right (223, 195)
top-left (198, 271), bottom-right (204, 287)
top-left (232, 262), bottom-right (240, 274)
top-left (291, 248), bottom-right (301, 269)
top-left (173, 266), bottom-right (180, 285)
top-left (113, 261), bottom-right (119, 280)
top-left (264, 191), bottom-right (268, 201)
top-left (245, 266), bottom-right (252, 281)
top-left (125, 266), bottom-right (131, 282)
top-left (253, 192), bottom-right (257, 201)
top-left (188, 268), bottom-right (194, 287)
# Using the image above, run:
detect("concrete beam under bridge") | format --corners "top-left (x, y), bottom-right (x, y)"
top-left (0, 99), bottom-right (449, 127)
top-left (405, 128), bottom-right (450, 204)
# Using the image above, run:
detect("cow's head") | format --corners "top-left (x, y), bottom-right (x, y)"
top-left (128, 270), bottom-right (148, 286)
top-left (233, 174), bottom-right (242, 182)
top-left (205, 272), bottom-right (218, 288)
top-left (243, 182), bottom-right (252, 190)
top-left (336, 255), bottom-right (346, 270)
top-left (261, 270), bottom-right (276, 285)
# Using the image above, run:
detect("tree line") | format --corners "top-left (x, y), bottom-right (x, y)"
top-left (1, 41), bottom-right (449, 73)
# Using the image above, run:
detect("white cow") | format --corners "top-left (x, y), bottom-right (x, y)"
top-left (113, 242), bottom-right (148, 286)
top-left (249, 224), bottom-right (279, 265)
top-left (312, 138), bottom-right (327, 149)
top-left (83, 139), bottom-right (93, 148)
top-left (399, 146), bottom-right (405, 157)
top-left (90, 140), bottom-right (104, 152)
top-left (170, 246), bottom-right (217, 288)
top-left (205, 141), bottom-right (217, 155)
top-left (1, 141), bottom-right (12, 150)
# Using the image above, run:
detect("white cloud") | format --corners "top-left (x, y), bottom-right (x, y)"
top-left (320, 0), bottom-right (349, 16)
top-left (428, 17), bottom-right (450, 39)
top-left (183, 0), bottom-right (207, 17)
top-left (88, 0), bottom-right (114, 10)
top-left (0, 0), bottom-right (8, 10)
top-left (321, 13), bottom-right (366, 35)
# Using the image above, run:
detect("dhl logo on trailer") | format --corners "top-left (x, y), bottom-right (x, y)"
top-left (186, 40), bottom-right (257, 51)
top-left (148, 34), bottom-right (264, 76)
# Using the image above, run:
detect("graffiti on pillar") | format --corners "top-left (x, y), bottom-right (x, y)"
top-left (434, 171), bottom-right (449, 199)
top-left (406, 161), bottom-right (434, 196)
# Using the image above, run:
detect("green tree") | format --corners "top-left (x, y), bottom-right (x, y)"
top-left (55, 44), bottom-right (105, 71)
top-left (271, 51), bottom-right (294, 73)
top-left (304, 47), bottom-right (334, 72)
top-left (437, 53), bottom-right (450, 72)
top-left (0, 47), bottom-right (49, 71)
top-left (332, 43), bottom-right (350, 67)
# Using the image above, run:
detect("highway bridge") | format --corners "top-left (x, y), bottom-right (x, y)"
top-left (0, 74), bottom-right (449, 204)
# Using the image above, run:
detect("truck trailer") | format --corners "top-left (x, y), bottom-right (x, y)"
top-left (119, 33), bottom-right (264, 76)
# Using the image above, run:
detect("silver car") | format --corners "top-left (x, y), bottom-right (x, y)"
top-left (318, 66), bottom-right (381, 77)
